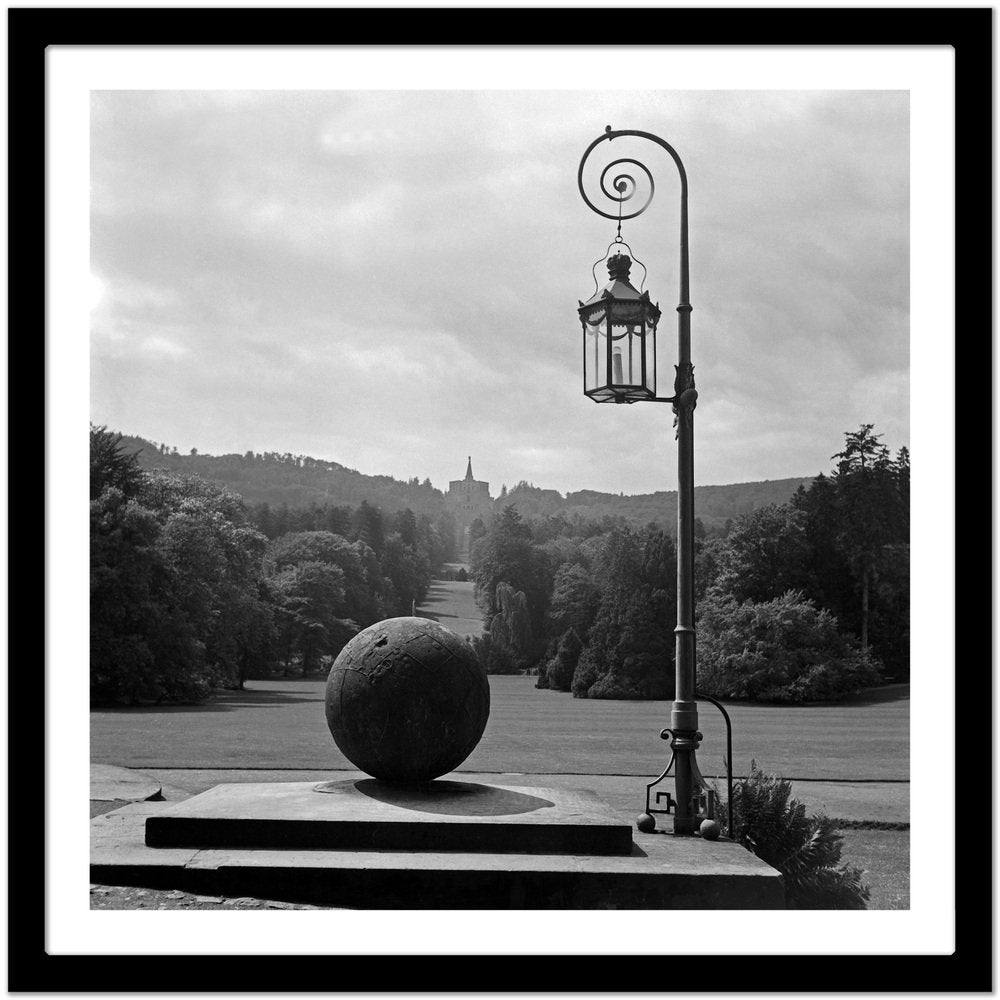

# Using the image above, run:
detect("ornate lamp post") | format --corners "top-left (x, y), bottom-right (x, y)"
top-left (578, 126), bottom-right (716, 837)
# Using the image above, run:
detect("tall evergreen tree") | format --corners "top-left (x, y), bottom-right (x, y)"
top-left (830, 425), bottom-right (907, 651)
top-left (713, 504), bottom-right (814, 603)
top-left (393, 507), bottom-right (419, 548)
top-left (571, 526), bottom-right (676, 700)
top-left (354, 500), bottom-right (386, 557)
top-left (470, 505), bottom-right (551, 662)
top-left (90, 424), bottom-right (144, 500)
top-left (547, 562), bottom-right (601, 644)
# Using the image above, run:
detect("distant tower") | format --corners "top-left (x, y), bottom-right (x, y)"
top-left (446, 456), bottom-right (491, 559)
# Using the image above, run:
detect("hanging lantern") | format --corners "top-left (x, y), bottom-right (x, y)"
top-left (579, 251), bottom-right (661, 403)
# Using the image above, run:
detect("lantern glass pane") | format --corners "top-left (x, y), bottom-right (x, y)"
top-left (643, 315), bottom-right (657, 394)
top-left (583, 310), bottom-right (606, 393)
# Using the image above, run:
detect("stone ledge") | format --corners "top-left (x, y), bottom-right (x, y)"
top-left (144, 779), bottom-right (634, 856)
top-left (93, 800), bottom-right (785, 910)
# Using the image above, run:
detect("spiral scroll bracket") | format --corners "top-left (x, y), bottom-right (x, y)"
top-left (593, 157), bottom-right (655, 222)
top-left (578, 124), bottom-right (691, 312)
top-left (578, 126), bottom-right (689, 219)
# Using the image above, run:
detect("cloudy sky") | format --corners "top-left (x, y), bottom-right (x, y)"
top-left (90, 89), bottom-right (908, 496)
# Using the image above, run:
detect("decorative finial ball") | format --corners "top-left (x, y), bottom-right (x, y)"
top-left (636, 812), bottom-right (656, 834)
top-left (699, 819), bottom-right (721, 841)
top-left (325, 617), bottom-right (490, 783)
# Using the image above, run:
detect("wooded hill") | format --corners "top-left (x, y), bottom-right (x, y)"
top-left (500, 479), bottom-right (815, 533)
top-left (120, 434), bottom-right (813, 533)
top-left (121, 435), bottom-right (446, 517)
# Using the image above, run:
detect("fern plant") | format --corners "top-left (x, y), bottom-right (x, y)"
top-left (716, 761), bottom-right (870, 909)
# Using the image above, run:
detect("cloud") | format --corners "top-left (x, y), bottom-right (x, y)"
top-left (90, 90), bottom-right (909, 493)
top-left (140, 336), bottom-right (189, 359)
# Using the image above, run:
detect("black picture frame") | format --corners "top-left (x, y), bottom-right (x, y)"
top-left (11, 6), bottom-right (990, 993)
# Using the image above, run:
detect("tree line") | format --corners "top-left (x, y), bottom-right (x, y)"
top-left (483, 477), bottom-right (815, 534)
top-left (121, 433), bottom-right (818, 536)
top-left (118, 433), bottom-right (447, 517)
top-left (92, 422), bottom-right (907, 706)
top-left (469, 425), bottom-right (908, 703)
top-left (90, 426), bottom-right (456, 705)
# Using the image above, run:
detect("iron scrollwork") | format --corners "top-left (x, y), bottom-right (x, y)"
top-left (577, 126), bottom-right (670, 226)
top-left (637, 695), bottom-right (734, 837)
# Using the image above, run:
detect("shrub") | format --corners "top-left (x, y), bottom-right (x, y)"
top-left (570, 646), bottom-right (600, 697)
top-left (697, 590), bottom-right (881, 702)
top-left (469, 630), bottom-right (521, 675)
top-left (716, 761), bottom-right (870, 909)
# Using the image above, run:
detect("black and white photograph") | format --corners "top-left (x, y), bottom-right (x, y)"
top-left (86, 86), bottom-right (912, 913)
top-left (15, 11), bottom-right (985, 985)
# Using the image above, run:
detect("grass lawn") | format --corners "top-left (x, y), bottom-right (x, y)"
top-left (91, 673), bottom-right (909, 910)
top-left (417, 578), bottom-right (483, 639)
top-left (838, 829), bottom-right (909, 909)
top-left (91, 674), bottom-right (909, 782)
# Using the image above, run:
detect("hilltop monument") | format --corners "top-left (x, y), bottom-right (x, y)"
top-left (446, 457), bottom-right (491, 558)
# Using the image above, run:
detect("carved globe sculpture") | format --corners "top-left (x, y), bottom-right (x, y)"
top-left (325, 617), bottom-right (490, 783)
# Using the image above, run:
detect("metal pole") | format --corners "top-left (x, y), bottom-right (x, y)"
top-left (579, 128), bottom-right (704, 835)
top-left (671, 177), bottom-right (701, 835)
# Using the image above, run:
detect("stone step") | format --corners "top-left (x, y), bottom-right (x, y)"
top-left (144, 779), bottom-right (634, 856)
top-left (93, 798), bottom-right (785, 910)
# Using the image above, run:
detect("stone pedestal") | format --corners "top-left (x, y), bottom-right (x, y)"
top-left (91, 775), bottom-right (785, 909)
top-left (145, 779), bottom-right (633, 856)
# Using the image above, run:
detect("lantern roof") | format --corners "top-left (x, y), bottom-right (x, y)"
top-left (579, 252), bottom-right (653, 309)
top-left (578, 252), bottom-right (660, 325)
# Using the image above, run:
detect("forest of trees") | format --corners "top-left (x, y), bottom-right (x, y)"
top-left (92, 423), bottom-right (908, 707)
top-left (469, 425), bottom-right (909, 703)
top-left (90, 426), bottom-right (457, 704)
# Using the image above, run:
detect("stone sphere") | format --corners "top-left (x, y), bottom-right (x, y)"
top-left (635, 812), bottom-right (656, 834)
top-left (699, 818), bottom-right (721, 841)
top-left (325, 617), bottom-right (490, 782)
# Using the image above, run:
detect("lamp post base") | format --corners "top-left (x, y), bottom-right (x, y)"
top-left (637, 725), bottom-right (715, 836)
top-left (671, 731), bottom-right (711, 835)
